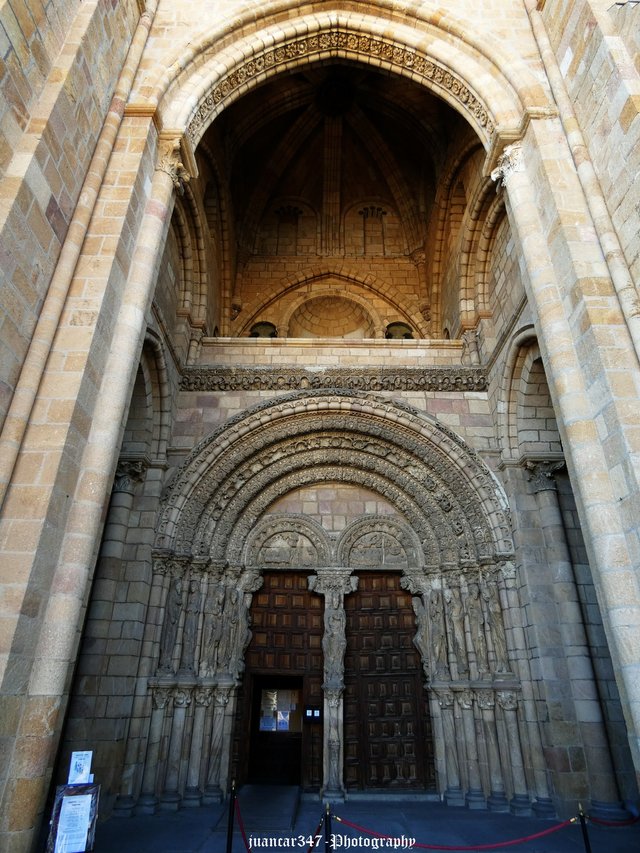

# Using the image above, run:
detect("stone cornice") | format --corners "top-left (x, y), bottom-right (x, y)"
top-left (180, 365), bottom-right (487, 393)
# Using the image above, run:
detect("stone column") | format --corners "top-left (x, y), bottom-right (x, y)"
top-left (458, 690), bottom-right (486, 809)
top-left (137, 685), bottom-right (172, 815)
top-left (203, 683), bottom-right (233, 804)
top-left (159, 685), bottom-right (193, 811)
top-left (496, 690), bottom-right (530, 815)
top-left (526, 461), bottom-right (623, 816)
top-left (436, 690), bottom-right (464, 806)
top-left (102, 460), bottom-right (148, 816)
top-left (498, 559), bottom-right (554, 816)
top-left (476, 690), bottom-right (508, 812)
top-left (308, 569), bottom-right (358, 799)
top-left (182, 686), bottom-right (213, 807)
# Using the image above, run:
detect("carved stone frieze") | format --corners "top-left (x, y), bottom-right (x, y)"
top-left (180, 365), bottom-right (487, 393)
top-left (187, 27), bottom-right (494, 147)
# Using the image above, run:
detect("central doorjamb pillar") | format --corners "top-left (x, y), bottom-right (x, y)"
top-left (308, 569), bottom-right (358, 799)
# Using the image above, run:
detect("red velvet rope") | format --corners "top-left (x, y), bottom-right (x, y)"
top-left (234, 797), bottom-right (253, 852)
top-left (307, 812), bottom-right (326, 853)
top-left (334, 813), bottom-right (577, 851)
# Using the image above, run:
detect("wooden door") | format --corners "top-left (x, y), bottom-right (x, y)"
top-left (234, 572), bottom-right (323, 789)
top-left (344, 572), bottom-right (435, 790)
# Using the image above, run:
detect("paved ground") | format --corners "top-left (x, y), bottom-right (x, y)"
top-left (93, 787), bottom-right (640, 853)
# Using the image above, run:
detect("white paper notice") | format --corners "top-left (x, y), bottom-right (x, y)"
top-left (54, 795), bottom-right (92, 853)
top-left (68, 751), bottom-right (92, 785)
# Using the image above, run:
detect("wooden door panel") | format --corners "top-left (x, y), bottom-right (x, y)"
top-left (344, 573), bottom-right (435, 790)
top-left (234, 572), bottom-right (323, 790)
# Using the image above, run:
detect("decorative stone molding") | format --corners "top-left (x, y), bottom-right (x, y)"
top-left (187, 27), bottom-right (495, 147)
top-left (180, 365), bottom-right (487, 393)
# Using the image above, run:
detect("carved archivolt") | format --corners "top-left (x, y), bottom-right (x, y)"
top-left (156, 392), bottom-right (513, 562)
top-left (186, 25), bottom-right (496, 146)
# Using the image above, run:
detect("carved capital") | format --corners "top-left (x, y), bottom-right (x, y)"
top-left (435, 689), bottom-right (455, 710)
top-left (195, 688), bottom-right (213, 707)
top-left (496, 690), bottom-right (518, 712)
top-left (157, 137), bottom-right (192, 196)
top-left (457, 689), bottom-right (474, 711)
top-left (400, 569), bottom-right (430, 596)
top-left (525, 460), bottom-right (565, 493)
top-left (475, 689), bottom-right (495, 711)
top-left (151, 687), bottom-right (172, 710)
top-left (309, 569), bottom-right (358, 603)
top-left (114, 458), bottom-right (148, 493)
top-left (213, 686), bottom-right (233, 707)
top-left (173, 688), bottom-right (192, 708)
top-left (490, 143), bottom-right (523, 188)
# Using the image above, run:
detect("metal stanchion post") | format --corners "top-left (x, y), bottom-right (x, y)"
top-left (324, 802), bottom-right (332, 853)
top-left (578, 804), bottom-right (593, 853)
top-left (226, 780), bottom-right (237, 853)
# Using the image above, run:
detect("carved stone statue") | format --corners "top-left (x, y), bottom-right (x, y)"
top-left (411, 597), bottom-right (431, 681)
top-left (445, 586), bottom-right (468, 675)
top-left (429, 589), bottom-right (448, 678)
top-left (158, 576), bottom-right (183, 673)
top-left (201, 583), bottom-right (225, 677)
top-left (465, 582), bottom-right (488, 675)
top-left (484, 581), bottom-right (509, 673)
top-left (179, 577), bottom-right (202, 673)
top-left (323, 607), bottom-right (347, 686)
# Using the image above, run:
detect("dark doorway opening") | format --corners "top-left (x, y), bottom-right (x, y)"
top-left (248, 674), bottom-right (304, 784)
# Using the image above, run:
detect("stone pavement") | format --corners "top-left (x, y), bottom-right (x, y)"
top-left (93, 787), bottom-right (640, 853)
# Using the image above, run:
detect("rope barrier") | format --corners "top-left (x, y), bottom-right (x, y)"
top-left (234, 796), bottom-right (253, 853)
top-left (307, 811), bottom-right (326, 853)
top-left (333, 813), bottom-right (577, 851)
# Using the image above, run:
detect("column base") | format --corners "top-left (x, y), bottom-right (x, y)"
top-left (135, 793), bottom-right (158, 815)
top-left (112, 795), bottom-right (136, 817)
top-left (465, 788), bottom-right (486, 810)
top-left (182, 787), bottom-right (202, 808)
top-left (487, 791), bottom-right (509, 812)
top-left (444, 786), bottom-right (465, 807)
top-left (202, 785), bottom-right (223, 805)
top-left (532, 797), bottom-right (555, 818)
top-left (509, 794), bottom-right (532, 816)
top-left (159, 791), bottom-right (181, 811)
top-left (589, 800), bottom-right (630, 822)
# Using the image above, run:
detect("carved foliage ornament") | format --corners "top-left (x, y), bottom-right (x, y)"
top-left (180, 366), bottom-right (487, 393)
top-left (187, 28), bottom-right (494, 146)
